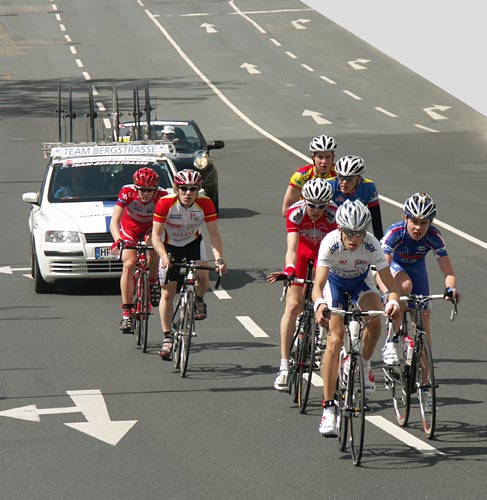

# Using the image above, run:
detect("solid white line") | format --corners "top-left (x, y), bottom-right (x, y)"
top-left (229, 0), bottom-right (267, 34)
top-left (343, 90), bottom-right (362, 100)
top-left (236, 316), bottom-right (269, 338)
top-left (375, 106), bottom-right (398, 117)
top-left (213, 289), bottom-right (232, 300)
top-left (367, 415), bottom-right (444, 455)
top-left (143, 8), bottom-right (487, 251)
top-left (285, 51), bottom-right (297, 59)
top-left (301, 64), bottom-right (314, 72)
top-left (414, 123), bottom-right (440, 133)
top-left (270, 38), bottom-right (281, 47)
top-left (320, 75), bottom-right (336, 85)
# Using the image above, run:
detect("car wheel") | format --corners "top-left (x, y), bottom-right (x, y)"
top-left (32, 243), bottom-right (56, 294)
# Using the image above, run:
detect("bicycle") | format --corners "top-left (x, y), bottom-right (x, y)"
top-left (121, 241), bottom-right (154, 353)
top-left (278, 262), bottom-right (325, 414)
top-left (330, 297), bottom-right (387, 466)
top-left (382, 293), bottom-right (458, 439)
top-left (169, 259), bottom-right (222, 377)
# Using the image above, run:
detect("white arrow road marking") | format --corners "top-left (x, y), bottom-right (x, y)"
top-left (423, 104), bottom-right (451, 120)
top-left (240, 62), bottom-right (261, 74)
top-left (0, 389), bottom-right (137, 446)
top-left (291, 18), bottom-right (310, 30)
top-left (302, 109), bottom-right (333, 125)
top-left (236, 316), bottom-right (269, 337)
top-left (367, 415), bottom-right (444, 455)
top-left (200, 22), bottom-right (217, 33)
top-left (348, 58), bottom-right (370, 70)
top-left (0, 266), bottom-right (30, 274)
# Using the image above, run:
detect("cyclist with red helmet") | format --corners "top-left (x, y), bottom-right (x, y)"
top-left (152, 169), bottom-right (227, 359)
top-left (110, 167), bottom-right (168, 333)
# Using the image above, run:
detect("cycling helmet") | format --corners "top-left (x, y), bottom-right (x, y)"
top-left (174, 169), bottom-right (202, 186)
top-left (403, 192), bottom-right (437, 220)
top-left (336, 199), bottom-right (371, 232)
top-left (309, 134), bottom-right (337, 152)
top-left (335, 155), bottom-right (365, 177)
top-left (133, 167), bottom-right (159, 188)
top-left (301, 178), bottom-right (333, 204)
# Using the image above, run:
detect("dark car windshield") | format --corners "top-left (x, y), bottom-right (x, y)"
top-left (48, 159), bottom-right (174, 203)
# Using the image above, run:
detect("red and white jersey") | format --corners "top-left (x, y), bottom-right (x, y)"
top-left (153, 194), bottom-right (217, 246)
top-left (286, 200), bottom-right (338, 250)
top-left (116, 184), bottom-right (168, 225)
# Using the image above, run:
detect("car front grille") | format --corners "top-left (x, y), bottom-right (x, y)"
top-left (50, 260), bottom-right (122, 274)
top-left (85, 232), bottom-right (114, 244)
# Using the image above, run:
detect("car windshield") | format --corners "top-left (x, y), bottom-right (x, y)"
top-left (119, 123), bottom-right (204, 152)
top-left (48, 159), bottom-right (174, 203)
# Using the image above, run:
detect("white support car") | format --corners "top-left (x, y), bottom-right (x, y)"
top-left (22, 143), bottom-right (177, 293)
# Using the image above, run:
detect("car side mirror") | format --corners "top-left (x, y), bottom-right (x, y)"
top-left (207, 140), bottom-right (225, 151)
top-left (22, 192), bottom-right (40, 205)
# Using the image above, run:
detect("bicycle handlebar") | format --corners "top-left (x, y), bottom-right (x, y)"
top-left (399, 293), bottom-right (458, 322)
top-left (169, 260), bottom-right (223, 289)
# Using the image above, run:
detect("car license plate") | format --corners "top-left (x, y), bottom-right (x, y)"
top-left (95, 247), bottom-right (116, 260)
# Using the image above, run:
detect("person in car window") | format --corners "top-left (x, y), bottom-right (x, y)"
top-left (161, 125), bottom-right (176, 142)
top-left (110, 167), bottom-right (168, 334)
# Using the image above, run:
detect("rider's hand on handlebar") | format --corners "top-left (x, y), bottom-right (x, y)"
top-left (111, 239), bottom-right (124, 255)
top-left (215, 258), bottom-right (227, 275)
top-left (444, 287), bottom-right (461, 304)
top-left (384, 299), bottom-right (401, 320)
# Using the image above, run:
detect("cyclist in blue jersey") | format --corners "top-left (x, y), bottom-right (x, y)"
top-left (327, 155), bottom-right (384, 240)
top-left (380, 193), bottom-right (461, 365)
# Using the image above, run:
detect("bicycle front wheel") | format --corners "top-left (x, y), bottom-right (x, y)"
top-left (297, 314), bottom-right (316, 414)
top-left (336, 352), bottom-right (348, 452)
top-left (416, 335), bottom-right (436, 439)
top-left (172, 298), bottom-right (183, 369)
top-left (180, 292), bottom-right (195, 377)
top-left (348, 356), bottom-right (366, 466)
top-left (139, 273), bottom-right (150, 353)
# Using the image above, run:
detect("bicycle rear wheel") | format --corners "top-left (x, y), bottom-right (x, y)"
top-left (416, 334), bottom-right (436, 439)
top-left (297, 314), bottom-right (316, 414)
top-left (180, 292), bottom-right (194, 377)
top-left (348, 355), bottom-right (366, 466)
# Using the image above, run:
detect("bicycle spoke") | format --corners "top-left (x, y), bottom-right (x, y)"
top-left (297, 315), bottom-right (316, 414)
top-left (140, 273), bottom-right (150, 353)
top-left (180, 294), bottom-right (194, 377)
top-left (336, 351), bottom-right (348, 452)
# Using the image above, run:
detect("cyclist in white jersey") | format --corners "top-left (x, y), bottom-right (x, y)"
top-left (312, 200), bottom-right (400, 436)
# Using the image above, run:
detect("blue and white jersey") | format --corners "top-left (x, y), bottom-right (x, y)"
top-left (317, 229), bottom-right (388, 283)
top-left (327, 177), bottom-right (380, 208)
top-left (381, 221), bottom-right (448, 266)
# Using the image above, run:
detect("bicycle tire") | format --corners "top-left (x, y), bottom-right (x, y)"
top-left (348, 355), bottom-right (366, 466)
top-left (133, 274), bottom-right (142, 347)
top-left (139, 273), bottom-right (150, 353)
top-left (391, 364), bottom-right (411, 427)
top-left (172, 297), bottom-right (183, 369)
top-left (336, 352), bottom-right (349, 452)
top-left (297, 313), bottom-right (316, 414)
top-left (180, 292), bottom-right (194, 377)
top-left (288, 329), bottom-right (300, 402)
top-left (416, 334), bottom-right (436, 439)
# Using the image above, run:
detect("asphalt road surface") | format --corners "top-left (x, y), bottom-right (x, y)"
top-left (0, 1), bottom-right (485, 499)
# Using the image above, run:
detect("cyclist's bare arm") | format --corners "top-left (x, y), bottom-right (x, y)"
top-left (206, 220), bottom-right (227, 273)
top-left (109, 205), bottom-right (125, 255)
top-left (437, 255), bottom-right (460, 302)
top-left (312, 265), bottom-right (330, 325)
top-left (376, 266), bottom-right (401, 319)
top-left (151, 220), bottom-right (170, 267)
top-left (282, 185), bottom-right (300, 217)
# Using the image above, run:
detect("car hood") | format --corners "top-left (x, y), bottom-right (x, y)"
top-left (38, 200), bottom-right (116, 233)
top-left (167, 151), bottom-right (200, 169)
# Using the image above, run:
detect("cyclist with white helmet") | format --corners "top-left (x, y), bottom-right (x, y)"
top-left (380, 193), bottom-right (460, 365)
top-left (312, 199), bottom-right (400, 436)
top-left (281, 134), bottom-right (337, 217)
top-left (327, 155), bottom-right (384, 240)
top-left (110, 167), bottom-right (169, 333)
top-left (152, 169), bottom-right (227, 359)
top-left (268, 178), bottom-right (338, 390)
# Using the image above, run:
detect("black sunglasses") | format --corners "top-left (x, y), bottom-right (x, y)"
top-left (338, 175), bottom-right (358, 183)
top-left (179, 186), bottom-right (199, 193)
top-left (307, 201), bottom-right (327, 210)
top-left (137, 187), bottom-right (156, 193)
top-left (341, 228), bottom-right (366, 238)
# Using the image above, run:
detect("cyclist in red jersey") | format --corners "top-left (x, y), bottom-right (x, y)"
top-left (110, 167), bottom-right (168, 333)
top-left (152, 169), bottom-right (227, 359)
top-left (281, 134), bottom-right (337, 217)
top-left (268, 178), bottom-right (337, 390)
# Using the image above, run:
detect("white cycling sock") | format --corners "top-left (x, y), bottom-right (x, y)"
top-left (280, 359), bottom-right (289, 371)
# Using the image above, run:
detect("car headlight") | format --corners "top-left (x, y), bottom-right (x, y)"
top-left (193, 152), bottom-right (212, 171)
top-left (45, 231), bottom-right (80, 243)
